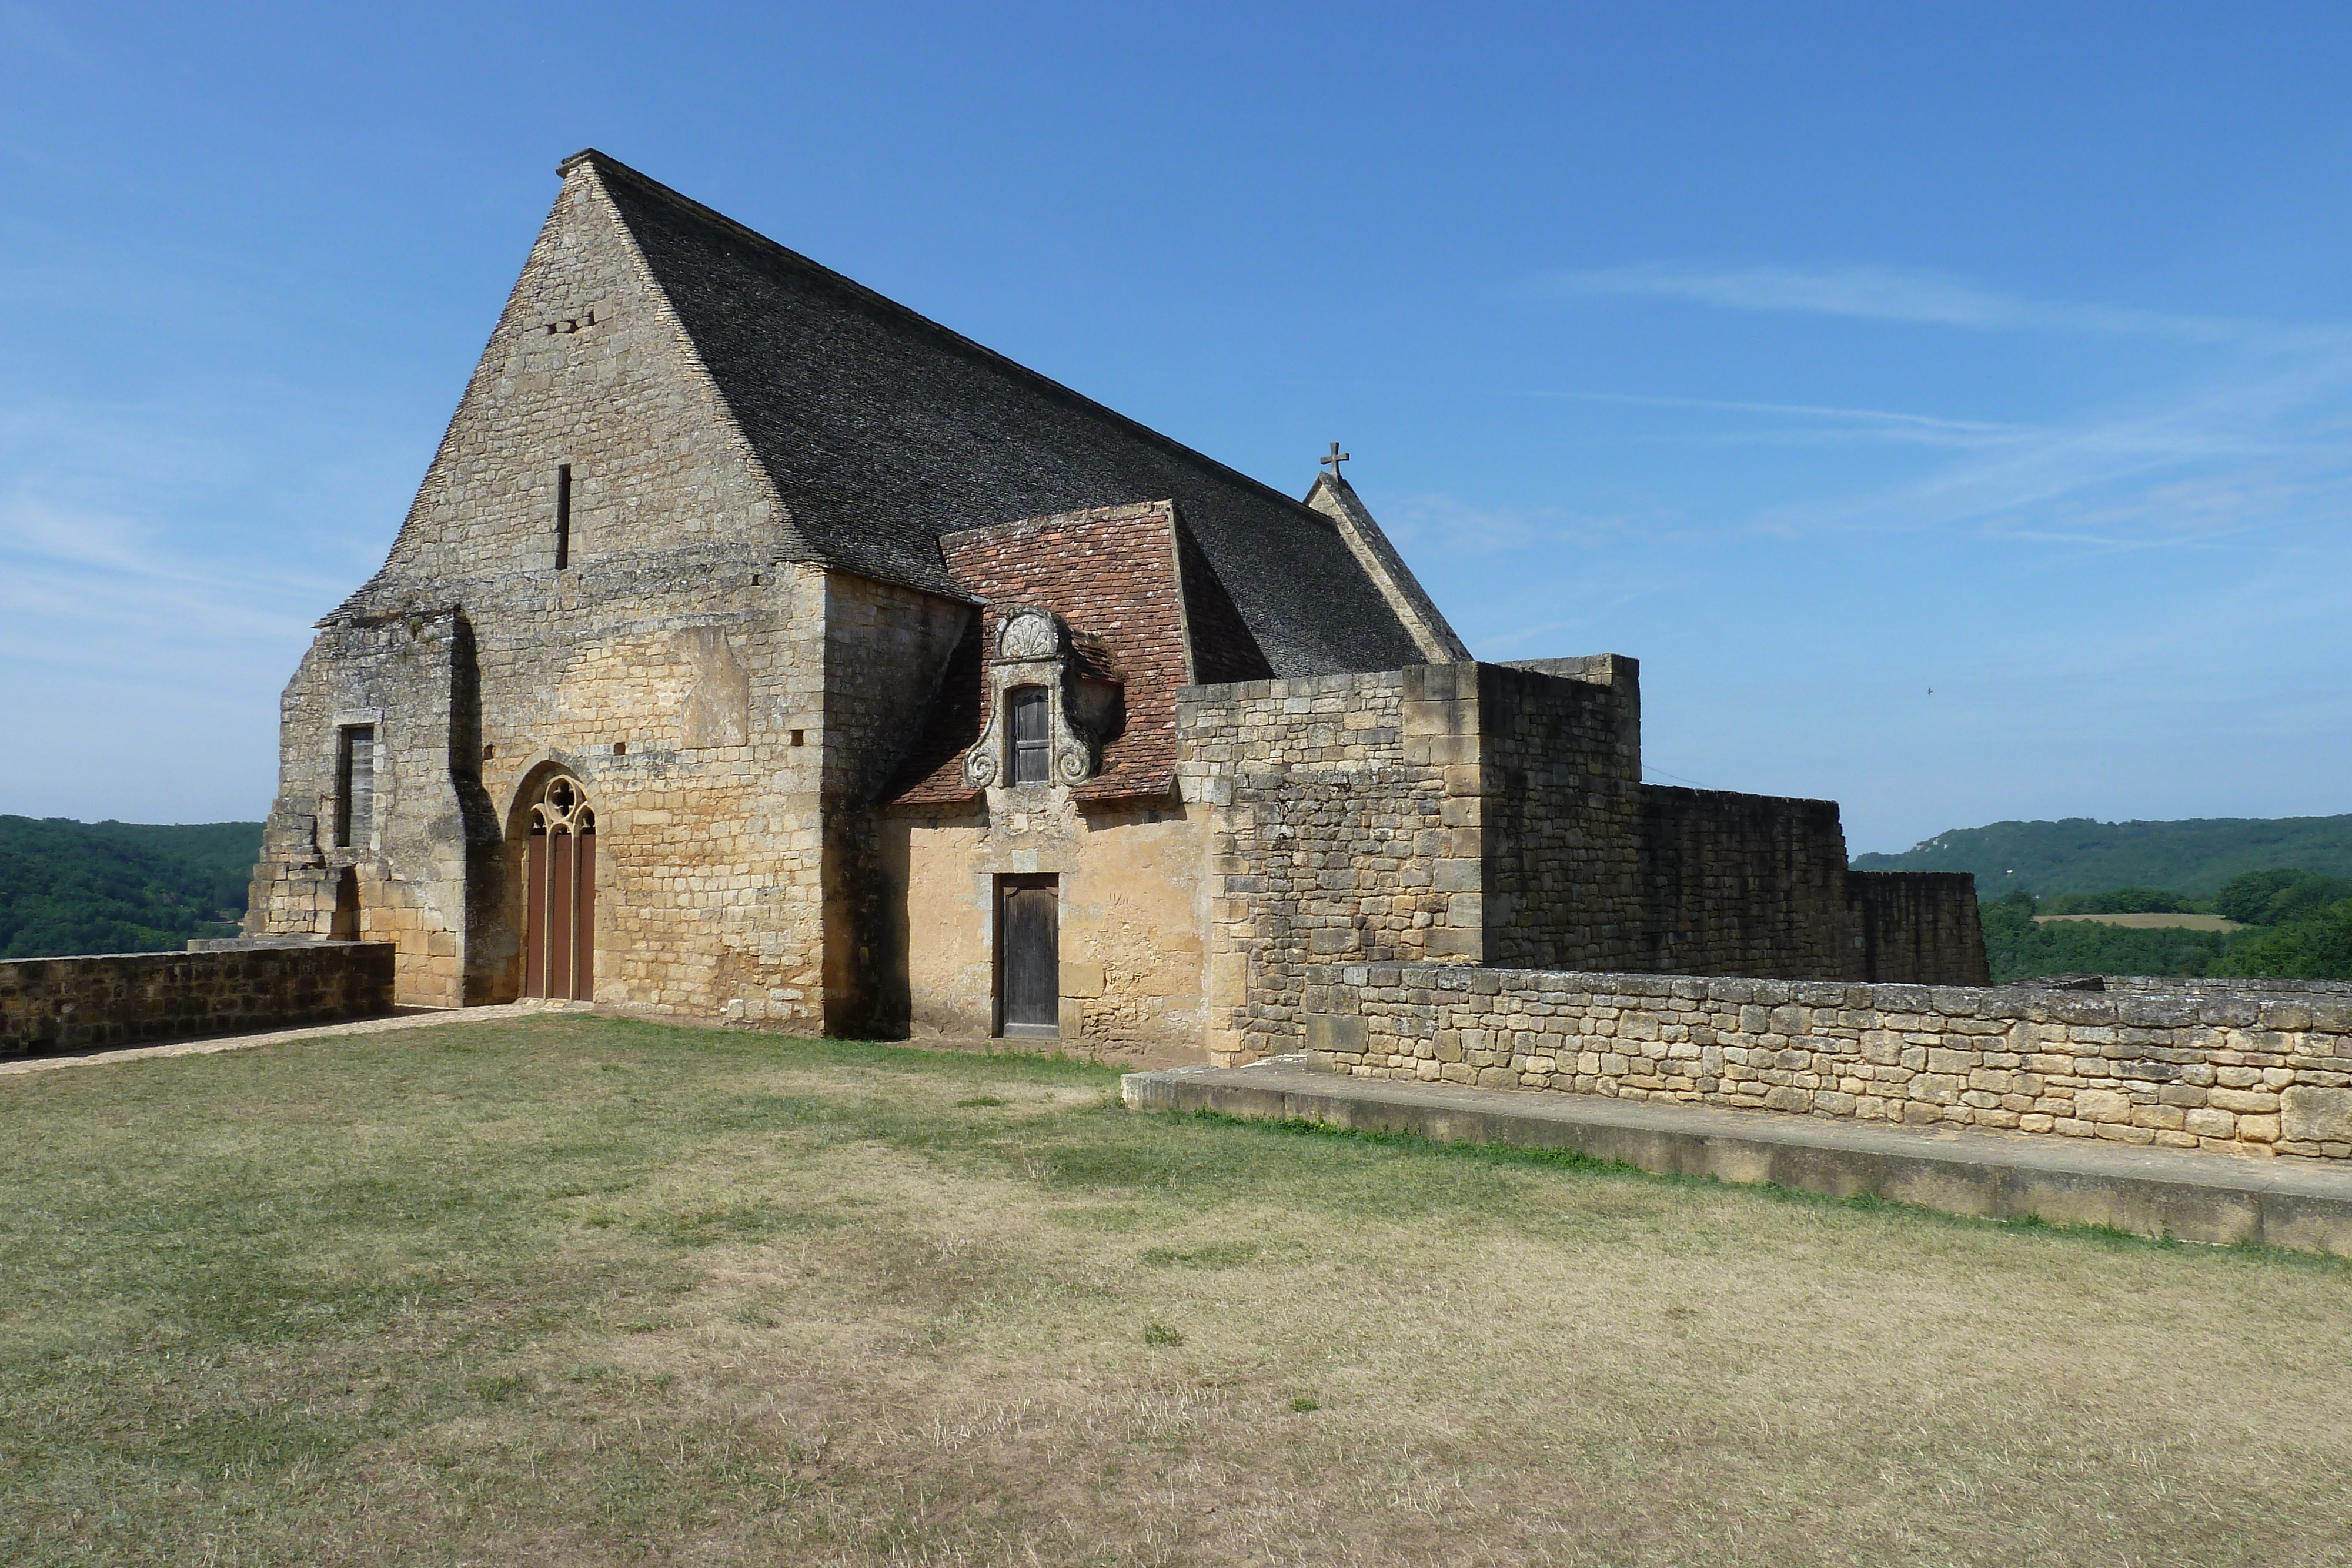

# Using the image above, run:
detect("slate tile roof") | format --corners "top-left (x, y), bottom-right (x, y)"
top-left (889, 502), bottom-right (1272, 805)
top-left (578, 150), bottom-right (1439, 679)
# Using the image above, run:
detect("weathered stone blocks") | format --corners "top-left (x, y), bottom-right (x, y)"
top-left (1, 943), bottom-right (395, 1058)
top-left (1304, 963), bottom-right (2352, 1164)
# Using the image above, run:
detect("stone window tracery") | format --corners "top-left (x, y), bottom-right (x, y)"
top-left (530, 775), bottom-right (595, 837)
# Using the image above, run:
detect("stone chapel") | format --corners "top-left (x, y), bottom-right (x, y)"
top-left (245, 151), bottom-right (1987, 1065)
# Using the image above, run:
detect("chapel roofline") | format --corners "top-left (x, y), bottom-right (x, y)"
top-left (554, 147), bottom-right (1358, 543)
top-left (1302, 470), bottom-right (1472, 664)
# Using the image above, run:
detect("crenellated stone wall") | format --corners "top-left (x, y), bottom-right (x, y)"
top-left (0, 942), bottom-right (395, 1059)
top-left (1304, 964), bottom-right (2352, 1161)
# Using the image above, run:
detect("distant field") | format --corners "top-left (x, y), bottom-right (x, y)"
top-left (2032, 912), bottom-right (2244, 932)
top-left (5, 1015), bottom-right (2350, 1566)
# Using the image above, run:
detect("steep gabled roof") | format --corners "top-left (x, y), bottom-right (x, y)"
top-left (571, 149), bottom-right (1439, 677)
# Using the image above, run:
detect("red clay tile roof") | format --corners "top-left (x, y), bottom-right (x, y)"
top-left (887, 500), bottom-right (1272, 805)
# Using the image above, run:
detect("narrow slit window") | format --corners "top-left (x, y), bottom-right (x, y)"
top-left (1008, 686), bottom-right (1050, 784)
top-left (554, 464), bottom-right (572, 569)
top-left (336, 725), bottom-right (375, 848)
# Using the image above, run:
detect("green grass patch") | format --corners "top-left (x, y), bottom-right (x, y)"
top-left (4, 1012), bottom-right (2348, 1567)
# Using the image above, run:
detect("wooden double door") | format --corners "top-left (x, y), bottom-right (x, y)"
top-left (524, 777), bottom-right (596, 1001)
top-left (997, 875), bottom-right (1060, 1038)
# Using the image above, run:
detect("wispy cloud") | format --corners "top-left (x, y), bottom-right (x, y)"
top-left (1531, 388), bottom-right (2019, 433)
top-left (1378, 491), bottom-right (1636, 555)
top-left (1522, 388), bottom-right (2027, 449)
top-left (0, 494), bottom-right (340, 661)
top-left (1538, 262), bottom-right (2346, 352)
top-left (1737, 346), bottom-right (2352, 544)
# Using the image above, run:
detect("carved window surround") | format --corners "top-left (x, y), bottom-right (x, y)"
top-left (963, 608), bottom-right (1107, 790)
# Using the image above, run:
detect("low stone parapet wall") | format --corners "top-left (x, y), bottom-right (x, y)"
top-left (1301, 964), bottom-right (2352, 1161)
top-left (0, 942), bottom-right (396, 1058)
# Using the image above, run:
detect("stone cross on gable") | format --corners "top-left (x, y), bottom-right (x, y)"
top-left (1321, 441), bottom-right (1349, 481)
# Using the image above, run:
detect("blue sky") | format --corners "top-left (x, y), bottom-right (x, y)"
top-left (4, 3), bottom-right (2349, 851)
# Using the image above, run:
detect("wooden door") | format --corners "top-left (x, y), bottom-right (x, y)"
top-left (524, 825), bottom-right (596, 1001)
top-left (572, 828), bottom-right (595, 998)
top-left (998, 875), bottom-right (1059, 1038)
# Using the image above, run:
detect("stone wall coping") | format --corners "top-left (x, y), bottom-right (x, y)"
top-left (1177, 668), bottom-right (1405, 706)
top-left (3, 941), bottom-right (391, 972)
top-left (1302, 962), bottom-right (2352, 1034)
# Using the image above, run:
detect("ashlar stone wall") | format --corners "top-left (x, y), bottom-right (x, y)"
top-left (1177, 668), bottom-right (1466, 1065)
top-left (1307, 965), bottom-right (2352, 1161)
top-left (1850, 871), bottom-right (1990, 988)
top-left (1637, 787), bottom-right (1856, 979)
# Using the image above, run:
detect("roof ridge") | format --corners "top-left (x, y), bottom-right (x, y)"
top-left (1302, 472), bottom-right (1471, 663)
top-left (560, 148), bottom-right (1344, 535)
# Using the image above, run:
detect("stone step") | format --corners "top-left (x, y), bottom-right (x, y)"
top-left (1121, 1057), bottom-right (2352, 1257)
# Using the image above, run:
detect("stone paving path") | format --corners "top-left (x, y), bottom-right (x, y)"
top-left (0, 1001), bottom-right (561, 1079)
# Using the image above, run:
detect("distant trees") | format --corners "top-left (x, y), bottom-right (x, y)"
top-left (1977, 867), bottom-right (2352, 984)
top-left (0, 818), bottom-right (260, 959)
top-left (2212, 868), bottom-right (2352, 927)
top-left (1853, 814), bottom-right (2352, 898)
top-left (1976, 890), bottom-right (2230, 984)
top-left (2037, 886), bottom-right (2196, 915)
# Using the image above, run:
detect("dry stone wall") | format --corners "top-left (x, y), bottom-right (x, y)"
top-left (1305, 964), bottom-right (2352, 1161)
top-left (1, 943), bottom-right (395, 1058)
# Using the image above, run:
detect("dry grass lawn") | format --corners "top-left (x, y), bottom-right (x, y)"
top-left (4, 1015), bottom-right (2350, 1566)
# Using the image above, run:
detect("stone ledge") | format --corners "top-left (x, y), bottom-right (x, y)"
top-left (1121, 1057), bottom-right (2352, 1258)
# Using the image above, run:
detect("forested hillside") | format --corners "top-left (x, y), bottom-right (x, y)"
top-left (0, 817), bottom-right (262, 959)
top-left (1852, 814), bottom-right (2352, 898)
top-left (1853, 815), bottom-right (2352, 981)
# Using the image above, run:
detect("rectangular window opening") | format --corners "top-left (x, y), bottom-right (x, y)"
top-left (1009, 687), bottom-right (1050, 784)
top-left (554, 463), bottom-right (572, 569)
top-left (336, 725), bottom-right (375, 848)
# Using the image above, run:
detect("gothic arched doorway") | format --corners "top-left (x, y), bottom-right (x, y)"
top-left (523, 774), bottom-right (596, 1000)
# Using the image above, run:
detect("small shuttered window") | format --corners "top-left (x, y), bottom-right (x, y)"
top-left (336, 725), bottom-right (375, 847)
top-left (1008, 687), bottom-right (1050, 784)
